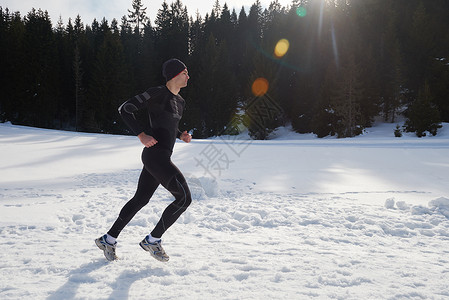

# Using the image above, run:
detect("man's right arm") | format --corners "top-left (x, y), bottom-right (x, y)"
top-left (118, 90), bottom-right (153, 136)
top-left (137, 132), bottom-right (158, 147)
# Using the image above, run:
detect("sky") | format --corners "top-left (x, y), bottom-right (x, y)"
top-left (1, 0), bottom-right (293, 25)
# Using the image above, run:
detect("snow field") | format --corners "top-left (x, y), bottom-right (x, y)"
top-left (1, 123), bottom-right (449, 299)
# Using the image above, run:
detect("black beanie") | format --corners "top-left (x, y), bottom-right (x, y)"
top-left (162, 58), bottom-right (187, 82)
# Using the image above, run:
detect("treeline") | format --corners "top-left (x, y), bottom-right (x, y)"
top-left (1, 0), bottom-right (448, 138)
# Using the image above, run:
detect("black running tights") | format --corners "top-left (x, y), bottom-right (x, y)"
top-left (107, 147), bottom-right (192, 239)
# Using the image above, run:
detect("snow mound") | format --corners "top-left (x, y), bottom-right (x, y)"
top-left (385, 197), bottom-right (449, 219)
top-left (384, 198), bottom-right (395, 209)
top-left (186, 175), bottom-right (219, 200)
top-left (429, 197), bottom-right (449, 218)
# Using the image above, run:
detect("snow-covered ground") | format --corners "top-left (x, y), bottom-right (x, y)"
top-left (1, 122), bottom-right (449, 299)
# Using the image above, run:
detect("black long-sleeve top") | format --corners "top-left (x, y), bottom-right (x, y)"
top-left (118, 85), bottom-right (185, 151)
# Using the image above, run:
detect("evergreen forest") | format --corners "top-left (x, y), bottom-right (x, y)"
top-left (1, 0), bottom-right (448, 138)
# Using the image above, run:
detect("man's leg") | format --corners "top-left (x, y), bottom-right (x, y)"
top-left (150, 171), bottom-right (192, 238)
top-left (107, 167), bottom-right (159, 238)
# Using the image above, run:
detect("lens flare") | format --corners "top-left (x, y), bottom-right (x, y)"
top-left (296, 7), bottom-right (307, 17)
top-left (252, 78), bottom-right (269, 97)
top-left (274, 39), bottom-right (290, 58)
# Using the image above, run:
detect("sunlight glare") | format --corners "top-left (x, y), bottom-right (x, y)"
top-left (296, 7), bottom-right (307, 17)
top-left (274, 39), bottom-right (290, 58)
top-left (331, 23), bottom-right (339, 67)
top-left (252, 78), bottom-right (269, 97)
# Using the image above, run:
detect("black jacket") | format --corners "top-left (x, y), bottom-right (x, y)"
top-left (118, 85), bottom-right (185, 151)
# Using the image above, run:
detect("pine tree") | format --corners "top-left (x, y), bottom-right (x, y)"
top-left (312, 63), bottom-right (339, 138)
top-left (192, 33), bottom-right (219, 137)
top-left (140, 19), bottom-right (157, 89)
top-left (217, 3), bottom-right (234, 44)
top-left (374, 2), bottom-right (404, 123)
top-left (23, 9), bottom-right (59, 128)
top-left (247, 0), bottom-right (263, 42)
top-left (212, 40), bottom-right (238, 135)
top-left (120, 15), bottom-right (132, 36)
top-left (0, 8), bottom-right (15, 122)
top-left (54, 16), bottom-right (72, 129)
top-left (73, 44), bottom-right (84, 131)
top-left (87, 27), bottom-right (128, 133)
top-left (154, 1), bottom-right (189, 63)
top-left (407, 1), bottom-right (436, 94)
top-left (212, 0), bottom-right (221, 17)
top-left (168, 0), bottom-right (189, 60)
top-left (404, 82), bottom-right (442, 137)
top-left (429, 56), bottom-right (449, 122)
top-left (128, 0), bottom-right (148, 35)
top-left (188, 12), bottom-right (204, 56)
top-left (330, 53), bottom-right (364, 138)
top-left (246, 51), bottom-right (284, 140)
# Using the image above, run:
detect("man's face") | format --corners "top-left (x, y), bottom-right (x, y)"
top-left (172, 69), bottom-right (189, 88)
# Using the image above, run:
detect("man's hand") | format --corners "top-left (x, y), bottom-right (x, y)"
top-left (138, 132), bottom-right (158, 148)
top-left (180, 131), bottom-right (192, 143)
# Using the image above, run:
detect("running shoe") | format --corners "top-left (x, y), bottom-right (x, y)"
top-left (139, 236), bottom-right (169, 262)
top-left (95, 234), bottom-right (118, 261)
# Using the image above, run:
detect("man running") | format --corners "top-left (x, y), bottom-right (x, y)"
top-left (95, 58), bottom-right (192, 262)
